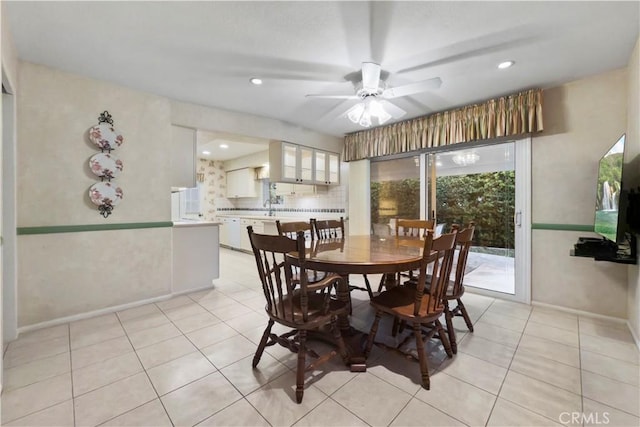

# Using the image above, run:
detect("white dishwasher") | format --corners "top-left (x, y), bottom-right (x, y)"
top-left (227, 217), bottom-right (241, 249)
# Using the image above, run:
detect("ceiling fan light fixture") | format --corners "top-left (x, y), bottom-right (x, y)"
top-left (369, 99), bottom-right (392, 124)
top-left (346, 97), bottom-right (396, 128)
top-left (346, 103), bottom-right (365, 124)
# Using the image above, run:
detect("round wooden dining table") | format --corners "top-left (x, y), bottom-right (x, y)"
top-left (288, 235), bottom-right (428, 371)
top-left (304, 235), bottom-right (425, 275)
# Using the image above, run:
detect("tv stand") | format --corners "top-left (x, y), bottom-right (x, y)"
top-left (571, 234), bottom-right (637, 264)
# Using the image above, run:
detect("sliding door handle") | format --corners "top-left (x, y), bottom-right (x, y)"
top-left (514, 211), bottom-right (522, 227)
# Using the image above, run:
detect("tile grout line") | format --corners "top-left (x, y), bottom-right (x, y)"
top-left (483, 299), bottom-right (529, 427)
top-left (488, 307), bottom-right (588, 427)
top-left (153, 295), bottom-right (283, 425)
top-left (0, 333), bottom-right (75, 424)
top-left (68, 323), bottom-right (77, 427)
top-left (100, 310), bottom-right (176, 427)
top-left (384, 298), bottom-right (497, 427)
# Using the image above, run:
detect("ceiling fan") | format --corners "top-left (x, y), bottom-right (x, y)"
top-left (306, 62), bottom-right (442, 127)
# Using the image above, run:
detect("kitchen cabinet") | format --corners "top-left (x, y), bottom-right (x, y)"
top-left (171, 125), bottom-right (196, 188)
top-left (273, 182), bottom-right (316, 196)
top-left (269, 141), bottom-right (314, 184)
top-left (270, 141), bottom-right (340, 186)
top-left (219, 217), bottom-right (240, 248)
top-left (313, 150), bottom-right (340, 185)
top-left (226, 168), bottom-right (258, 198)
top-left (240, 219), bottom-right (265, 251)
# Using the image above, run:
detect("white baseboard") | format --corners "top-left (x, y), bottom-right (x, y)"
top-left (627, 320), bottom-right (640, 351)
top-left (16, 286), bottom-right (219, 337)
top-left (170, 285), bottom-right (215, 297)
top-left (16, 293), bottom-right (174, 336)
top-left (531, 300), bottom-right (627, 324)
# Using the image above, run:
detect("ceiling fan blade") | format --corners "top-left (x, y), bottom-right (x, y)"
top-left (381, 77), bottom-right (442, 99)
top-left (362, 62), bottom-right (381, 92)
top-left (306, 94), bottom-right (359, 100)
top-left (379, 100), bottom-right (406, 119)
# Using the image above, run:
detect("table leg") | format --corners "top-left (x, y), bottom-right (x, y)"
top-left (336, 274), bottom-right (367, 371)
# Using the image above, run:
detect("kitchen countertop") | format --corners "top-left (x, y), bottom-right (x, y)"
top-left (216, 214), bottom-right (347, 222)
top-left (173, 220), bottom-right (221, 227)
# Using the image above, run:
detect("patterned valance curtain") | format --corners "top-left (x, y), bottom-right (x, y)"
top-left (343, 89), bottom-right (543, 161)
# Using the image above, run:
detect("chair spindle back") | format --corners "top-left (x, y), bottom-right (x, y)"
top-left (414, 231), bottom-right (457, 316)
top-left (396, 219), bottom-right (435, 238)
top-left (312, 217), bottom-right (345, 239)
top-left (276, 220), bottom-right (314, 241)
top-left (450, 222), bottom-right (475, 297)
top-left (248, 227), bottom-right (311, 324)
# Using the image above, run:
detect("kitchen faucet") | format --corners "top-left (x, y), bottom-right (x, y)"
top-left (263, 197), bottom-right (274, 216)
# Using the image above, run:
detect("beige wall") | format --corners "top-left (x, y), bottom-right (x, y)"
top-left (18, 228), bottom-right (172, 326)
top-left (14, 62), bottom-right (346, 330)
top-left (626, 37), bottom-right (640, 343)
top-left (15, 62), bottom-right (174, 327)
top-left (532, 69), bottom-right (629, 318)
top-left (17, 62), bottom-right (172, 226)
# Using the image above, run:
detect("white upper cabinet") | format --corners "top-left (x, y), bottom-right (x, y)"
top-left (273, 182), bottom-right (316, 196)
top-left (226, 168), bottom-right (258, 198)
top-left (171, 125), bottom-right (196, 188)
top-left (313, 150), bottom-right (340, 185)
top-left (270, 141), bottom-right (339, 186)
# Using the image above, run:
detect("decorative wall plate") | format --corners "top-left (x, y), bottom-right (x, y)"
top-left (88, 123), bottom-right (124, 151)
top-left (89, 181), bottom-right (123, 207)
top-left (89, 153), bottom-right (123, 180)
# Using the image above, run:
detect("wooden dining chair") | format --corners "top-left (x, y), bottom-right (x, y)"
top-left (311, 217), bottom-right (345, 239)
top-left (371, 218), bottom-right (436, 294)
top-left (438, 222), bottom-right (476, 354)
top-left (276, 220), bottom-right (314, 241)
top-left (365, 230), bottom-right (457, 390)
top-left (395, 218), bottom-right (435, 238)
top-left (248, 227), bottom-right (349, 403)
top-left (276, 220), bottom-right (325, 283)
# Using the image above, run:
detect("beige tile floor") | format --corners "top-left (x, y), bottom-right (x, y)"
top-left (2, 247), bottom-right (639, 426)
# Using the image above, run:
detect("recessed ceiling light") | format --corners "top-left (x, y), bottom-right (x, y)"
top-left (219, 144), bottom-right (229, 149)
top-left (202, 150), bottom-right (211, 155)
top-left (497, 60), bottom-right (515, 69)
top-left (250, 78), bottom-right (263, 85)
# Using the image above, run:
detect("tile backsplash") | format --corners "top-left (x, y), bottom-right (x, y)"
top-left (195, 158), bottom-right (347, 221)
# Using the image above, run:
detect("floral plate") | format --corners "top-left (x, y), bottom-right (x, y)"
top-left (88, 123), bottom-right (124, 151)
top-left (89, 153), bottom-right (123, 180)
top-left (89, 181), bottom-right (123, 207)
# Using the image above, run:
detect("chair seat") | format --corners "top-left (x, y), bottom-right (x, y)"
top-left (292, 270), bottom-right (328, 284)
top-left (371, 286), bottom-right (444, 320)
top-left (267, 290), bottom-right (349, 327)
top-left (418, 275), bottom-right (465, 299)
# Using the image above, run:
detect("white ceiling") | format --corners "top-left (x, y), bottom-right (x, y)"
top-left (6, 1), bottom-right (639, 138)
top-left (196, 130), bottom-right (269, 161)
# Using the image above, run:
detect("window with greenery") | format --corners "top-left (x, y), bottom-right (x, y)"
top-left (370, 157), bottom-right (420, 235)
top-left (435, 171), bottom-right (515, 251)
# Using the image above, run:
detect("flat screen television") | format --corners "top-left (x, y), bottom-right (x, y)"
top-left (594, 134), bottom-right (625, 242)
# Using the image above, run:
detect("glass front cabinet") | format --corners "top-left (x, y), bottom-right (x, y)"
top-left (313, 150), bottom-right (340, 185)
top-left (270, 141), bottom-right (340, 186)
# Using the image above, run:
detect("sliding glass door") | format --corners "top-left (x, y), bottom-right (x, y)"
top-left (370, 156), bottom-right (421, 236)
top-left (370, 139), bottom-right (531, 303)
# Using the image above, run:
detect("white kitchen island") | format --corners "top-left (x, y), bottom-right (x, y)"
top-left (172, 221), bottom-right (220, 293)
